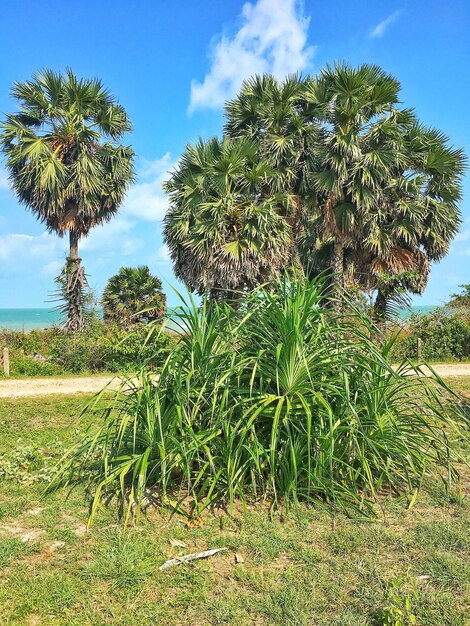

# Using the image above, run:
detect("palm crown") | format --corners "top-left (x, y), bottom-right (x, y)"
top-left (164, 136), bottom-right (294, 298)
top-left (1, 68), bottom-right (135, 242)
top-left (102, 266), bottom-right (166, 329)
top-left (223, 64), bottom-right (465, 311)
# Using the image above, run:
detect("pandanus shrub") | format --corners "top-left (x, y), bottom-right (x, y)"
top-left (53, 276), bottom-right (468, 521)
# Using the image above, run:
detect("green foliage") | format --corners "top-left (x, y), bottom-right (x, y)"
top-left (164, 136), bottom-right (294, 297)
top-left (0, 68), bottom-right (135, 239)
top-left (53, 276), bottom-right (468, 523)
top-left (380, 575), bottom-right (418, 626)
top-left (8, 352), bottom-right (63, 377)
top-left (0, 320), bottom-right (175, 376)
top-left (166, 65), bottom-right (465, 305)
top-left (449, 284), bottom-right (470, 308)
top-left (392, 311), bottom-right (470, 361)
top-left (447, 284), bottom-right (470, 324)
top-left (100, 324), bottom-right (176, 371)
top-left (0, 442), bottom-right (60, 484)
top-left (102, 266), bottom-right (167, 328)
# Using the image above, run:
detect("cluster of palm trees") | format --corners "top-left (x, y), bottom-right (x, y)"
top-left (164, 64), bottom-right (465, 317)
top-left (0, 65), bottom-right (465, 329)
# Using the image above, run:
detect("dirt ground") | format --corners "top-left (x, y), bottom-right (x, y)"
top-left (0, 364), bottom-right (470, 398)
top-left (0, 375), bottom-right (121, 398)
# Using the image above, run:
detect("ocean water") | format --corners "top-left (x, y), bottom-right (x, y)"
top-left (0, 305), bottom-right (438, 332)
top-left (0, 308), bottom-right (62, 331)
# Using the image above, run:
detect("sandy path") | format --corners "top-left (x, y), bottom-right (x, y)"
top-left (412, 364), bottom-right (470, 379)
top-left (0, 375), bottom-right (122, 399)
top-left (0, 364), bottom-right (469, 399)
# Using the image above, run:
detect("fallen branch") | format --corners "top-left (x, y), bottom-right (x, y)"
top-left (159, 548), bottom-right (227, 571)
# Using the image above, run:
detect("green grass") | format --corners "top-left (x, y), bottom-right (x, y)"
top-left (0, 388), bottom-right (469, 625)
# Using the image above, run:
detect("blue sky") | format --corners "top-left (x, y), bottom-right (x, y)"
top-left (0, 0), bottom-right (468, 308)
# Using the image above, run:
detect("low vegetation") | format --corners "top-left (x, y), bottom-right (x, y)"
top-left (54, 277), bottom-right (469, 523)
top-left (391, 284), bottom-right (470, 362)
top-left (0, 319), bottom-right (175, 377)
top-left (0, 391), bottom-right (468, 625)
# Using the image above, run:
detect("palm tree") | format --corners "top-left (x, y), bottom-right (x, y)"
top-left (102, 266), bottom-right (167, 329)
top-left (0, 69), bottom-right (135, 330)
top-left (163, 136), bottom-right (294, 299)
top-left (354, 123), bottom-right (465, 320)
top-left (226, 66), bottom-right (407, 290)
top-left (225, 65), bottom-right (465, 312)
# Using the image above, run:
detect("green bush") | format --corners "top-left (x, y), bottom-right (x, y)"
top-left (9, 352), bottom-right (63, 377)
top-left (0, 320), bottom-right (175, 376)
top-left (392, 311), bottom-right (470, 361)
top-left (101, 324), bottom-right (176, 372)
top-left (53, 277), bottom-right (468, 523)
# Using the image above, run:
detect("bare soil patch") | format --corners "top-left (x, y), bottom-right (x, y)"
top-left (0, 365), bottom-right (469, 398)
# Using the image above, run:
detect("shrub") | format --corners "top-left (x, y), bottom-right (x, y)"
top-left (101, 324), bottom-right (176, 372)
top-left (0, 320), bottom-right (175, 376)
top-left (53, 277), bottom-right (468, 522)
top-left (392, 311), bottom-right (470, 361)
top-left (0, 442), bottom-right (60, 484)
top-left (9, 352), bottom-right (62, 377)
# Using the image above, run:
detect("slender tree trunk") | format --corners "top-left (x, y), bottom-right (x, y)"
top-left (63, 229), bottom-right (86, 332)
top-left (69, 229), bottom-right (79, 260)
top-left (373, 288), bottom-right (388, 326)
top-left (330, 241), bottom-right (344, 309)
top-left (332, 242), bottom-right (344, 277)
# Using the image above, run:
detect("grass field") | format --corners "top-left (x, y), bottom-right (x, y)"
top-left (0, 380), bottom-right (469, 625)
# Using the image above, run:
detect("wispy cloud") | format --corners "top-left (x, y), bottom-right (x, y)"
top-left (189, 0), bottom-right (314, 112)
top-left (0, 232), bottom-right (64, 276)
top-left (369, 10), bottom-right (401, 39)
top-left (81, 218), bottom-right (140, 256)
top-left (122, 153), bottom-right (175, 221)
top-left (455, 229), bottom-right (470, 243)
top-left (0, 168), bottom-right (10, 190)
top-left (156, 244), bottom-right (170, 262)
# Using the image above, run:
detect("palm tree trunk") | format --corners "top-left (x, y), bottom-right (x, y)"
top-left (330, 241), bottom-right (344, 308)
top-left (373, 288), bottom-right (388, 325)
top-left (332, 242), bottom-right (344, 276)
top-left (63, 229), bottom-right (86, 332)
top-left (69, 229), bottom-right (79, 260)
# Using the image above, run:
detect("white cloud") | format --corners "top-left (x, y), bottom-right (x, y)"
top-left (455, 229), bottom-right (470, 243)
top-left (369, 10), bottom-right (401, 39)
top-left (0, 168), bottom-right (10, 190)
top-left (0, 232), bottom-right (64, 277)
top-left (122, 153), bottom-right (175, 221)
top-left (156, 244), bottom-right (170, 261)
top-left (81, 218), bottom-right (140, 256)
top-left (147, 243), bottom-right (172, 270)
top-left (189, 0), bottom-right (314, 112)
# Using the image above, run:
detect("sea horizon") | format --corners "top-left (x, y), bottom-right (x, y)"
top-left (0, 305), bottom-right (439, 332)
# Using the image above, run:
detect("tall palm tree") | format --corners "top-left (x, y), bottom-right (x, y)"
top-left (225, 65), bottom-right (465, 311)
top-left (102, 266), bottom-right (167, 329)
top-left (164, 136), bottom-right (294, 299)
top-left (226, 66), bottom-right (407, 289)
top-left (0, 69), bottom-right (135, 330)
top-left (352, 123), bottom-right (465, 320)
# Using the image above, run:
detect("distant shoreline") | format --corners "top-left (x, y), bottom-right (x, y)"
top-left (0, 305), bottom-right (439, 332)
